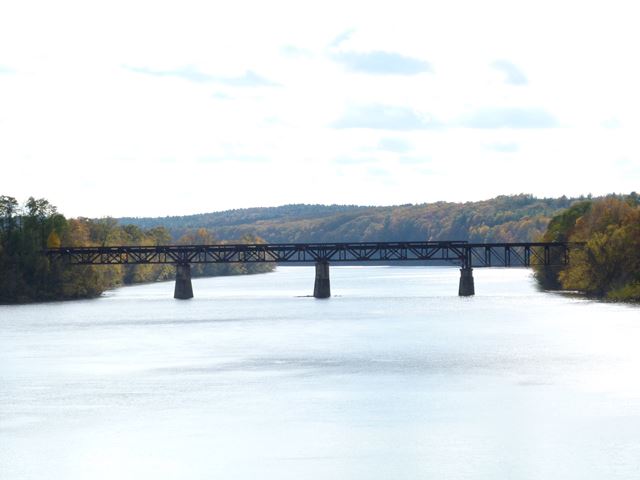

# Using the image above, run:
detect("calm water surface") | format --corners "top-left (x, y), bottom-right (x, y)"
top-left (1, 266), bottom-right (640, 479)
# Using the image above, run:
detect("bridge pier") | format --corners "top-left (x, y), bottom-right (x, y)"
top-left (458, 267), bottom-right (475, 296)
top-left (313, 261), bottom-right (331, 298)
top-left (174, 263), bottom-right (194, 299)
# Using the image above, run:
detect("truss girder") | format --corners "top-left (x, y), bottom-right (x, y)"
top-left (45, 241), bottom-right (580, 267)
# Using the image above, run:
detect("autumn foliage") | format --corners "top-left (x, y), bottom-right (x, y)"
top-left (0, 196), bottom-right (272, 304)
top-left (121, 194), bottom-right (574, 243)
top-left (535, 194), bottom-right (640, 301)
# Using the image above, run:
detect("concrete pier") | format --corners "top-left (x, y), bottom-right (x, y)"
top-left (174, 263), bottom-right (194, 299)
top-left (313, 261), bottom-right (331, 298)
top-left (458, 267), bottom-right (475, 296)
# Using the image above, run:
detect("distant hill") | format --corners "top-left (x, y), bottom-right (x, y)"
top-left (119, 194), bottom-right (583, 243)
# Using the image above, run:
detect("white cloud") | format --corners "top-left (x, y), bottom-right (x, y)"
top-left (332, 104), bottom-right (440, 130)
top-left (332, 51), bottom-right (433, 75)
top-left (460, 107), bottom-right (558, 129)
top-left (377, 137), bottom-right (412, 153)
top-left (491, 60), bottom-right (527, 86)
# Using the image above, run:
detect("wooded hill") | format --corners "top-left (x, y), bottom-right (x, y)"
top-left (120, 194), bottom-right (580, 243)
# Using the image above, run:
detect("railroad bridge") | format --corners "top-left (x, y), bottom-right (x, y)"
top-left (45, 241), bottom-right (580, 299)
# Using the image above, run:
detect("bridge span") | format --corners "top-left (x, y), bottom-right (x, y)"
top-left (45, 241), bottom-right (580, 299)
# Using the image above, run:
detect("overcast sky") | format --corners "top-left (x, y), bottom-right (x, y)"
top-left (1, 0), bottom-right (638, 217)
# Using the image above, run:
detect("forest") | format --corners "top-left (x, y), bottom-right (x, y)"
top-left (534, 193), bottom-right (640, 302)
top-left (0, 195), bottom-right (272, 304)
top-left (120, 194), bottom-right (577, 243)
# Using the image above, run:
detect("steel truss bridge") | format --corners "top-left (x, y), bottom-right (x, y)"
top-left (45, 241), bottom-right (581, 299)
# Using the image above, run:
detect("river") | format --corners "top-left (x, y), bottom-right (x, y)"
top-left (1, 266), bottom-right (639, 479)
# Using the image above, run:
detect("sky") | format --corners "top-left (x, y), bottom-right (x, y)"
top-left (1, 0), bottom-right (639, 218)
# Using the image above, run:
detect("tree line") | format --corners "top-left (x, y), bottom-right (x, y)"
top-left (120, 194), bottom-right (577, 243)
top-left (0, 196), bottom-right (273, 304)
top-left (4, 192), bottom-right (638, 303)
top-left (534, 193), bottom-right (640, 301)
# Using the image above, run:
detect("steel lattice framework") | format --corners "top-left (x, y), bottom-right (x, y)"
top-left (45, 241), bottom-right (581, 268)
